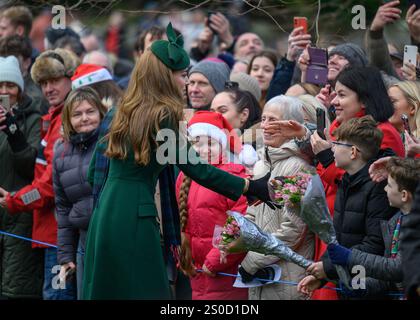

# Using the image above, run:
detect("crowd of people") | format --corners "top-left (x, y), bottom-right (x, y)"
top-left (0, 1), bottom-right (419, 301)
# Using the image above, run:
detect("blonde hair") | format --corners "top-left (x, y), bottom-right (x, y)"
top-left (390, 81), bottom-right (420, 138)
top-left (105, 49), bottom-right (184, 165)
top-left (62, 86), bottom-right (107, 141)
top-left (298, 94), bottom-right (331, 128)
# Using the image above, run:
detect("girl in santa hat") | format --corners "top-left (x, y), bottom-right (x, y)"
top-left (176, 110), bottom-right (249, 300)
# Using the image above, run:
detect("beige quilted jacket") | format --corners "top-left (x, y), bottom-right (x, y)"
top-left (241, 141), bottom-right (315, 300)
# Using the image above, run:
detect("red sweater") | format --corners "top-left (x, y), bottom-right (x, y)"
top-left (6, 105), bottom-right (63, 248)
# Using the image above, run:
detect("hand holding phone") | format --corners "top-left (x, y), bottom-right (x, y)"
top-left (206, 12), bottom-right (217, 35)
top-left (408, 0), bottom-right (420, 11)
top-left (316, 108), bottom-right (327, 140)
top-left (401, 113), bottom-right (412, 135)
top-left (0, 95), bottom-right (10, 113)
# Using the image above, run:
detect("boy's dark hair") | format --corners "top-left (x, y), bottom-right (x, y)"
top-left (0, 35), bottom-right (32, 59)
top-left (386, 157), bottom-right (420, 194)
top-left (134, 26), bottom-right (165, 53)
top-left (333, 115), bottom-right (383, 161)
top-left (336, 66), bottom-right (394, 122)
top-left (1, 6), bottom-right (33, 37)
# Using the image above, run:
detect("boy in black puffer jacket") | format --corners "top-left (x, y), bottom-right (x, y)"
top-left (298, 116), bottom-right (397, 299)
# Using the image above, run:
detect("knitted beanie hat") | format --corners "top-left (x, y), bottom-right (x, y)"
top-left (0, 56), bottom-right (24, 92)
top-left (71, 64), bottom-right (113, 89)
top-left (230, 72), bottom-right (261, 101)
top-left (329, 43), bottom-right (368, 68)
top-left (151, 23), bottom-right (190, 71)
top-left (188, 111), bottom-right (258, 166)
top-left (189, 60), bottom-right (230, 94)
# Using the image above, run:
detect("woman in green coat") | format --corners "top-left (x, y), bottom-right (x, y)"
top-left (0, 56), bottom-right (44, 299)
top-left (82, 24), bottom-right (270, 300)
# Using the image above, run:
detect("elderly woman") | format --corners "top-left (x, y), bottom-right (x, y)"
top-left (239, 95), bottom-right (315, 300)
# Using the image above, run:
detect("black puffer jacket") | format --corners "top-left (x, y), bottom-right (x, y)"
top-left (52, 129), bottom-right (99, 265)
top-left (322, 161), bottom-right (397, 280)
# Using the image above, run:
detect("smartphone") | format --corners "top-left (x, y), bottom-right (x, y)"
top-left (401, 113), bottom-right (412, 135)
top-left (408, 0), bottom-right (420, 11)
top-left (207, 12), bottom-right (217, 34)
top-left (294, 17), bottom-right (308, 34)
top-left (0, 95), bottom-right (10, 113)
top-left (316, 108), bottom-right (326, 140)
top-left (306, 47), bottom-right (328, 85)
top-left (404, 45), bottom-right (418, 67)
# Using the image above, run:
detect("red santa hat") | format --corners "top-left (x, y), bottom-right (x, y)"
top-left (188, 111), bottom-right (258, 166)
top-left (71, 63), bottom-right (113, 89)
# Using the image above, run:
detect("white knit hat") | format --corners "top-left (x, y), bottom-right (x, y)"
top-left (0, 56), bottom-right (24, 92)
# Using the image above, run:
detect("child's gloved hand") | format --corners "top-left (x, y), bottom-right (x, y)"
top-left (327, 243), bottom-right (351, 266)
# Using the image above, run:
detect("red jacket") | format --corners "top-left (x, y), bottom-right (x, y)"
top-left (6, 104), bottom-right (63, 248)
top-left (312, 116), bottom-right (404, 300)
top-left (176, 162), bottom-right (249, 300)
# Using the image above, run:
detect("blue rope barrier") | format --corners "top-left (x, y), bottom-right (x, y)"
top-left (196, 270), bottom-right (405, 298)
top-left (0, 229), bottom-right (405, 298)
top-left (0, 230), bottom-right (84, 255)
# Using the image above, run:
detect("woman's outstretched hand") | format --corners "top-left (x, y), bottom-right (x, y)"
top-left (369, 156), bottom-right (391, 183)
top-left (244, 172), bottom-right (276, 210)
top-left (264, 120), bottom-right (307, 140)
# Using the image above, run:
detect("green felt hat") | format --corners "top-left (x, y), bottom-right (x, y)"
top-left (151, 23), bottom-right (190, 71)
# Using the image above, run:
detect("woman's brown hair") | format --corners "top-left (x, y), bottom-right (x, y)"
top-left (62, 86), bottom-right (107, 141)
top-left (177, 175), bottom-right (195, 276)
top-left (105, 49), bottom-right (184, 165)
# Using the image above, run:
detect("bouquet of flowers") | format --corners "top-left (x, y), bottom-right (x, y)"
top-left (214, 211), bottom-right (313, 268)
top-left (270, 172), bottom-right (352, 289)
top-left (213, 216), bottom-right (241, 247)
top-left (269, 172), bottom-right (312, 210)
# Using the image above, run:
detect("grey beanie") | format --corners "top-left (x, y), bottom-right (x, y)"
top-left (0, 56), bottom-right (24, 92)
top-left (189, 60), bottom-right (230, 94)
top-left (230, 72), bottom-right (262, 101)
top-left (329, 43), bottom-right (368, 68)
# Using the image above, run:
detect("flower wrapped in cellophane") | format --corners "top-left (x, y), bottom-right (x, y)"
top-left (270, 173), bottom-right (352, 289)
top-left (269, 172), bottom-right (312, 210)
top-left (215, 211), bottom-right (312, 268)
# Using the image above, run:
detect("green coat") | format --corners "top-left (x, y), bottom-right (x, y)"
top-left (82, 118), bottom-right (245, 300)
top-left (0, 94), bottom-right (44, 298)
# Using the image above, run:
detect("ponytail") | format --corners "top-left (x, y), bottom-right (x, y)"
top-left (178, 175), bottom-right (195, 276)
